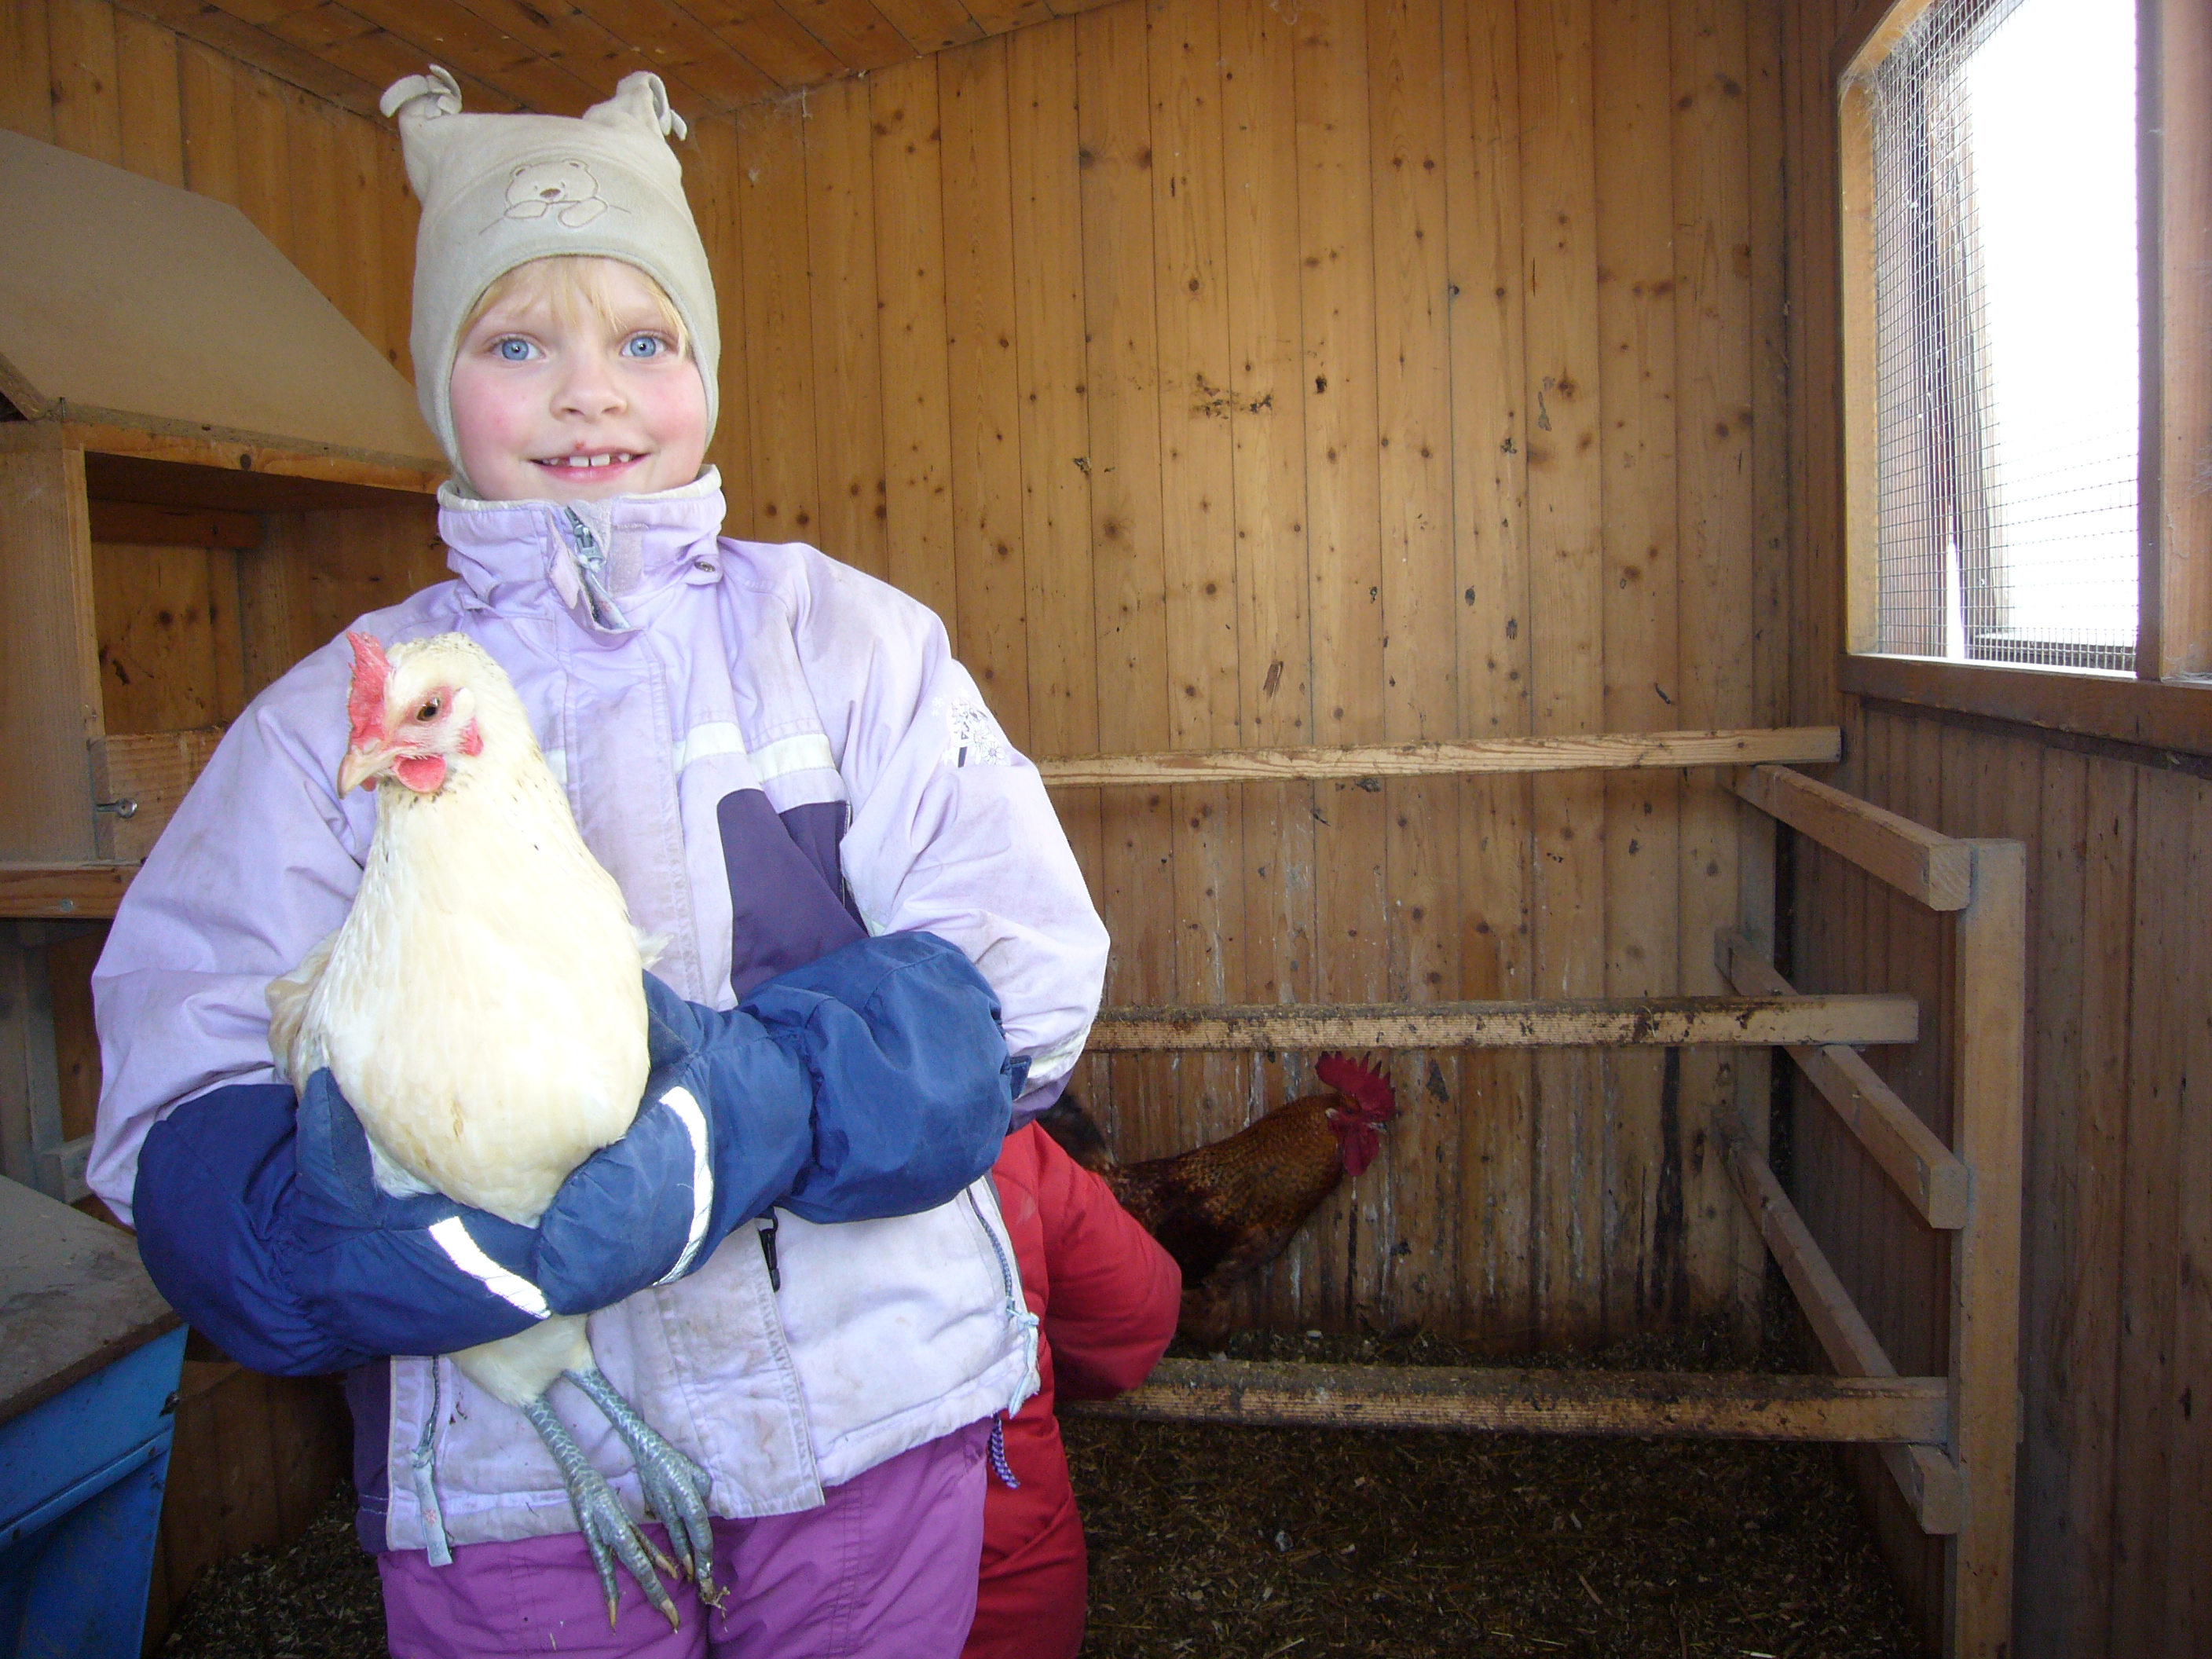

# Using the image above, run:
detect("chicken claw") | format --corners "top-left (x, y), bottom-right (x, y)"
top-left (519, 1395), bottom-right (682, 1630)
top-left (566, 1366), bottom-right (723, 1608)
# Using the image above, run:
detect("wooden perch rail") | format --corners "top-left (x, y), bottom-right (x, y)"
top-left (1714, 1101), bottom-right (1964, 1536)
top-left (1717, 932), bottom-right (1969, 1229)
top-left (1035, 726), bottom-right (1841, 785)
top-left (1735, 763), bottom-right (1973, 910)
top-left (1074, 1359), bottom-right (1950, 1444)
top-left (1085, 994), bottom-right (1918, 1051)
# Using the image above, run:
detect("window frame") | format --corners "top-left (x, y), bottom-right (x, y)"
top-left (1835, 0), bottom-right (2212, 753)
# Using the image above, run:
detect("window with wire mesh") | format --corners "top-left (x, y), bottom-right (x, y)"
top-left (1861, 0), bottom-right (2137, 673)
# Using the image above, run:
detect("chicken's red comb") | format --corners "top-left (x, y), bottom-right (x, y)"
top-left (1315, 1053), bottom-right (1397, 1122)
top-left (346, 632), bottom-right (390, 747)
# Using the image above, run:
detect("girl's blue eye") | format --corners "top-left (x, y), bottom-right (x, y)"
top-left (495, 338), bottom-right (534, 361)
top-left (621, 335), bottom-right (667, 359)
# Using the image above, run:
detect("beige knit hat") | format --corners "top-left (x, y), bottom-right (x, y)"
top-left (380, 67), bottom-right (720, 489)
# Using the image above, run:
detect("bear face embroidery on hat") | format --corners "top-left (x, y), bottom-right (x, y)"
top-left (504, 160), bottom-right (610, 228)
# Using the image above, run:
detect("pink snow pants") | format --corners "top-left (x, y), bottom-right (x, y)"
top-left (377, 1421), bottom-right (990, 1658)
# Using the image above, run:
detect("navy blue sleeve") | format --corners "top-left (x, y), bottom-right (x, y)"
top-left (135, 931), bottom-right (1027, 1353)
top-left (742, 929), bottom-right (1024, 1224)
top-left (534, 933), bottom-right (1021, 1313)
top-left (134, 1081), bottom-right (541, 1375)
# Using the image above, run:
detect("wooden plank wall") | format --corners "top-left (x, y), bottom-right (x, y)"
top-left (1784, 0), bottom-right (2212, 1652)
top-left (690, 0), bottom-right (1793, 1347)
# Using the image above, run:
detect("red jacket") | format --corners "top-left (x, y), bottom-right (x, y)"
top-left (965, 1122), bottom-right (1181, 1659)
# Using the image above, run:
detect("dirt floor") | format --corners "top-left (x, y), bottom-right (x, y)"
top-left (1068, 1328), bottom-right (1921, 1659)
top-left (161, 1324), bottom-right (1920, 1659)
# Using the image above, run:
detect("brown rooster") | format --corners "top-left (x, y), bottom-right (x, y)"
top-left (1036, 1054), bottom-right (1397, 1337)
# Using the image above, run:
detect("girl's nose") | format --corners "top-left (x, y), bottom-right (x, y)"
top-left (552, 350), bottom-right (626, 419)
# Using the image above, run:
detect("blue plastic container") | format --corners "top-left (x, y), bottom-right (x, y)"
top-left (0, 1323), bottom-right (187, 1659)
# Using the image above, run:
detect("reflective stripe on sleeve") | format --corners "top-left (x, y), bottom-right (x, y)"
top-left (652, 1085), bottom-right (714, 1284)
top-left (427, 1217), bottom-right (551, 1320)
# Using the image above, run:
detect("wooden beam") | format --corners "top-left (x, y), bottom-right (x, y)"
top-left (2144, 0), bottom-right (2212, 679)
top-left (1735, 763), bottom-right (1974, 910)
top-left (1719, 932), bottom-right (1969, 1229)
top-left (88, 500), bottom-right (262, 550)
top-left (1833, 0), bottom-right (1943, 85)
top-left (1840, 654), bottom-right (2212, 764)
top-left (1072, 1358), bottom-right (1950, 1444)
top-left (104, 0), bottom-right (388, 118)
top-left (1838, 75), bottom-right (1881, 655)
top-left (1035, 725), bottom-right (1840, 786)
top-left (1715, 1102), bottom-right (1964, 1535)
top-left (1087, 994), bottom-right (1917, 1053)
top-left (0, 419), bottom-right (441, 496)
top-left (0, 865), bottom-right (134, 921)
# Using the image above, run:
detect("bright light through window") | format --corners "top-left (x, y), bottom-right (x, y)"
top-left (1863, 0), bottom-right (2139, 673)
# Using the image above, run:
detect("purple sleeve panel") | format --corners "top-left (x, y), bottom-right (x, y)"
top-left (717, 789), bottom-right (867, 998)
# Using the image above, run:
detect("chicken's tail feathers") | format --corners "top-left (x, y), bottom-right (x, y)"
top-left (1315, 1052), bottom-right (1397, 1122)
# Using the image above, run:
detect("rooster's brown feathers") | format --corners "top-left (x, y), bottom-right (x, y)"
top-left (1038, 1054), bottom-right (1397, 1337)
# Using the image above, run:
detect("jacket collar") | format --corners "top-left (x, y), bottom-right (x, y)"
top-left (438, 467), bottom-right (728, 637)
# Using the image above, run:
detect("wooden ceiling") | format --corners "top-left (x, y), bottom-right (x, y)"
top-left (113, 0), bottom-right (1117, 119)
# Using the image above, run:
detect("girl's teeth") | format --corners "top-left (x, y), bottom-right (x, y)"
top-left (546, 453), bottom-right (635, 468)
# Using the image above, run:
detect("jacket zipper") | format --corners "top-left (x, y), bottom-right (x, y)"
top-left (965, 1187), bottom-right (1020, 1313)
top-left (563, 506), bottom-right (598, 570)
top-left (562, 507), bottom-right (630, 630)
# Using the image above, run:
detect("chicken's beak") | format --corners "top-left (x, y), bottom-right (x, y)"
top-left (337, 744), bottom-right (390, 795)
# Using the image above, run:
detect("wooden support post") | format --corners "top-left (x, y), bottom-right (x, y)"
top-left (1085, 994), bottom-right (1917, 1051)
top-left (1075, 1357), bottom-right (1951, 1442)
top-left (1946, 841), bottom-right (2025, 1659)
top-left (0, 439), bottom-right (101, 865)
top-left (1715, 1101), bottom-right (1964, 1535)
top-left (1735, 764), bottom-right (1973, 910)
top-left (0, 924), bottom-right (65, 1201)
top-left (1719, 931), bottom-right (1970, 1228)
top-left (1730, 800), bottom-right (1778, 1350)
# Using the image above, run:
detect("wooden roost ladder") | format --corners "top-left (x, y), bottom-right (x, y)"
top-left (1037, 731), bottom-right (2023, 1659)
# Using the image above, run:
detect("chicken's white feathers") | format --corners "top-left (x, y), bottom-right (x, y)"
top-left (269, 632), bottom-right (650, 1228)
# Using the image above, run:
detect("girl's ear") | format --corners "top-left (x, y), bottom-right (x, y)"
top-left (379, 66), bottom-right (464, 200)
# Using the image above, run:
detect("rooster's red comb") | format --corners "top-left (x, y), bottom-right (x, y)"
top-left (1315, 1053), bottom-right (1397, 1122)
top-left (346, 632), bottom-right (390, 747)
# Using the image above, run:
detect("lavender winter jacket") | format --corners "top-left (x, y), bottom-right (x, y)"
top-left (87, 470), bottom-right (1109, 1548)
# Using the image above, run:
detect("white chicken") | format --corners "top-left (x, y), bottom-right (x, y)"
top-left (266, 629), bottom-right (712, 1628)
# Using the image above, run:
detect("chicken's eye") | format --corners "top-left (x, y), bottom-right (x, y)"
top-left (416, 697), bottom-right (442, 722)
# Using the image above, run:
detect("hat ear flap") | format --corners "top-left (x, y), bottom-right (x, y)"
top-left (380, 65), bottom-right (464, 199)
top-left (590, 71), bottom-right (688, 144)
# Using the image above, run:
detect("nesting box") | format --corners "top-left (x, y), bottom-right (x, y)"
top-left (0, 127), bottom-right (442, 1201)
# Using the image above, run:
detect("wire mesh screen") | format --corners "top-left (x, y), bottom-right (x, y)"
top-left (1862, 0), bottom-right (2138, 673)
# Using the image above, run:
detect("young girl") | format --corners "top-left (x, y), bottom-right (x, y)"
top-left (87, 68), bottom-right (1108, 1658)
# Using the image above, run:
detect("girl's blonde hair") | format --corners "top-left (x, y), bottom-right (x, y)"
top-left (459, 256), bottom-right (691, 356)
